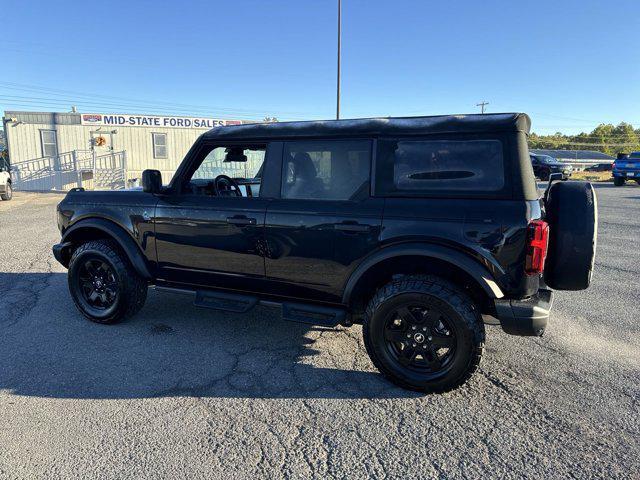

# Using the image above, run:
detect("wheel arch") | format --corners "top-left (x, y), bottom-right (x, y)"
top-left (342, 243), bottom-right (504, 316)
top-left (60, 218), bottom-right (152, 279)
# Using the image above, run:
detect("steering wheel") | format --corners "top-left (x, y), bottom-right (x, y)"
top-left (213, 174), bottom-right (242, 197)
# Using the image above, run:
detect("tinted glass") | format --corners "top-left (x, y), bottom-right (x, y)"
top-left (282, 140), bottom-right (371, 200)
top-left (379, 139), bottom-right (504, 194)
top-left (191, 147), bottom-right (265, 180)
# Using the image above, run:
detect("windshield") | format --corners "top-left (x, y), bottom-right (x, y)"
top-left (532, 155), bottom-right (557, 164)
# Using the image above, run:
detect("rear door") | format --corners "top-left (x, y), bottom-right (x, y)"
top-left (264, 139), bottom-right (383, 303)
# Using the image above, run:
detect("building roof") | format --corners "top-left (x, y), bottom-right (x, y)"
top-left (530, 149), bottom-right (615, 161)
top-left (203, 113), bottom-right (531, 140)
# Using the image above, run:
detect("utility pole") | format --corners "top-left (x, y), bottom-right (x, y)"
top-left (336, 0), bottom-right (341, 120)
top-left (476, 101), bottom-right (489, 114)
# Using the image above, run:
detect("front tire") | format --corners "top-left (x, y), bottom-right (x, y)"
top-left (0, 183), bottom-right (12, 201)
top-left (363, 275), bottom-right (484, 393)
top-left (613, 176), bottom-right (625, 186)
top-left (68, 240), bottom-right (148, 324)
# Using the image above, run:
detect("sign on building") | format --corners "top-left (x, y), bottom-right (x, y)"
top-left (81, 113), bottom-right (242, 129)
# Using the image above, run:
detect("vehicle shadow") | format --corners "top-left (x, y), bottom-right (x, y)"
top-left (0, 272), bottom-right (420, 400)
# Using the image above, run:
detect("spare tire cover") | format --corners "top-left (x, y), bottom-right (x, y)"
top-left (544, 181), bottom-right (598, 290)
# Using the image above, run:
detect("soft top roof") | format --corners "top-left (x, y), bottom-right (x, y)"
top-left (203, 113), bottom-right (531, 141)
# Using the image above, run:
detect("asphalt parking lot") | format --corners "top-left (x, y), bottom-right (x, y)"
top-left (0, 185), bottom-right (638, 479)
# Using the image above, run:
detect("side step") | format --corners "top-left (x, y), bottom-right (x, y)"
top-left (160, 285), bottom-right (349, 327)
top-left (194, 290), bottom-right (258, 313)
top-left (282, 302), bottom-right (346, 327)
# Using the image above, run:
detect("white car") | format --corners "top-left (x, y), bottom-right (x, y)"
top-left (0, 157), bottom-right (12, 201)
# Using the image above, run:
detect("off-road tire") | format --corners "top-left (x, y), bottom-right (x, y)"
top-left (613, 176), bottom-right (625, 186)
top-left (0, 183), bottom-right (12, 201)
top-left (68, 240), bottom-right (147, 324)
top-left (363, 275), bottom-right (484, 393)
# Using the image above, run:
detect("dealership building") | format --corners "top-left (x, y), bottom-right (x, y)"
top-left (2, 110), bottom-right (246, 191)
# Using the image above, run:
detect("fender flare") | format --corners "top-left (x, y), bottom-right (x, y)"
top-left (61, 218), bottom-right (152, 279)
top-left (342, 243), bottom-right (504, 304)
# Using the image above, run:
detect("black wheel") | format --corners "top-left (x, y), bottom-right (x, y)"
top-left (613, 176), bottom-right (625, 186)
top-left (635, 179), bottom-right (640, 186)
top-left (1, 183), bottom-right (12, 201)
top-left (68, 240), bottom-right (147, 324)
top-left (363, 275), bottom-right (484, 393)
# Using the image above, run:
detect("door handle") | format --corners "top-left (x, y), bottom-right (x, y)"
top-left (333, 222), bottom-right (371, 233)
top-left (226, 216), bottom-right (257, 226)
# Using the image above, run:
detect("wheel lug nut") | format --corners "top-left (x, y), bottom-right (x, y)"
top-left (428, 336), bottom-right (433, 341)
top-left (422, 327), bottom-right (427, 331)
top-left (407, 334), bottom-right (411, 338)
top-left (412, 326), bottom-right (416, 330)
top-left (423, 345), bottom-right (427, 349)
top-left (412, 343), bottom-right (416, 347)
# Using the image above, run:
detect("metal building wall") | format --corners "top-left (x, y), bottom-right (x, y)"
top-left (4, 111), bottom-right (216, 188)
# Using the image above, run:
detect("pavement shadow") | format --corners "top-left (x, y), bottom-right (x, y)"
top-left (0, 272), bottom-right (418, 400)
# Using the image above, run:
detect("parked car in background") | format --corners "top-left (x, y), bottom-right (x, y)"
top-left (529, 153), bottom-right (573, 180)
top-left (584, 163), bottom-right (613, 172)
top-left (0, 157), bottom-right (12, 201)
top-left (612, 152), bottom-right (640, 186)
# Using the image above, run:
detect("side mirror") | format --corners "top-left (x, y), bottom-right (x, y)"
top-left (142, 169), bottom-right (162, 193)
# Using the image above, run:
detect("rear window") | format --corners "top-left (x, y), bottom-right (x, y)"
top-left (376, 138), bottom-right (506, 196)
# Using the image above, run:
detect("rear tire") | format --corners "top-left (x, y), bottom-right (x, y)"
top-left (363, 275), bottom-right (484, 393)
top-left (0, 183), bottom-right (11, 201)
top-left (635, 179), bottom-right (640, 186)
top-left (68, 240), bottom-right (148, 324)
top-left (613, 177), bottom-right (625, 186)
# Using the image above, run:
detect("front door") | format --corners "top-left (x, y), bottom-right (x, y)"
top-left (154, 142), bottom-right (272, 290)
top-left (264, 139), bottom-right (383, 303)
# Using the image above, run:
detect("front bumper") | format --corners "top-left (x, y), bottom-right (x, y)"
top-left (494, 289), bottom-right (553, 337)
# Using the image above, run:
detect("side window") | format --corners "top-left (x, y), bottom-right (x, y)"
top-left (152, 133), bottom-right (167, 159)
top-left (377, 138), bottom-right (505, 195)
top-left (185, 145), bottom-right (266, 197)
top-left (40, 130), bottom-right (58, 158)
top-left (282, 140), bottom-right (371, 201)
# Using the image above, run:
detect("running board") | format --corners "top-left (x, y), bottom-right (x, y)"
top-left (282, 302), bottom-right (346, 327)
top-left (157, 285), bottom-right (348, 327)
top-left (194, 290), bottom-right (258, 313)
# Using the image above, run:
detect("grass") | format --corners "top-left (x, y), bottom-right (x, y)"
top-left (570, 171), bottom-right (612, 182)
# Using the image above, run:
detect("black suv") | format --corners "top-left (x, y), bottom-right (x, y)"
top-left (530, 153), bottom-right (573, 180)
top-left (53, 114), bottom-right (598, 393)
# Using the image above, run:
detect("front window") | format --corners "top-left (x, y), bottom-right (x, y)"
top-left (185, 145), bottom-right (265, 197)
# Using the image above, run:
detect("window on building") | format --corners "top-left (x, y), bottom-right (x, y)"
top-left (281, 140), bottom-right (371, 201)
top-left (376, 138), bottom-right (505, 195)
top-left (40, 130), bottom-right (58, 158)
top-left (152, 133), bottom-right (167, 159)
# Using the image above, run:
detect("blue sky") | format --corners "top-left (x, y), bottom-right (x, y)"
top-left (3, 0), bottom-right (639, 134)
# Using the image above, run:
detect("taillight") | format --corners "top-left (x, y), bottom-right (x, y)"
top-left (525, 220), bottom-right (549, 275)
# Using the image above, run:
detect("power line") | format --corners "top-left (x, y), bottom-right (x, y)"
top-left (0, 81), bottom-right (316, 118)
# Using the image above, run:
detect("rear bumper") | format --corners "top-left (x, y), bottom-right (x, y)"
top-left (52, 241), bottom-right (73, 268)
top-left (494, 289), bottom-right (553, 337)
top-left (613, 170), bottom-right (638, 178)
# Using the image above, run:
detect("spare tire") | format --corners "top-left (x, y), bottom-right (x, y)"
top-left (543, 181), bottom-right (598, 290)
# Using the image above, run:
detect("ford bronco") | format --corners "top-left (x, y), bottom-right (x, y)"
top-left (53, 114), bottom-right (598, 392)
